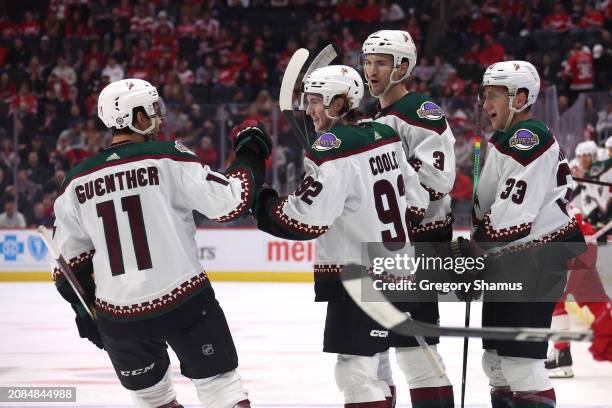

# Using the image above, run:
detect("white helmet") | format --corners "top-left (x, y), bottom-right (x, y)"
top-left (98, 78), bottom-right (164, 135)
top-left (575, 140), bottom-right (598, 157)
top-left (299, 65), bottom-right (364, 117)
top-left (482, 61), bottom-right (540, 130)
top-left (605, 136), bottom-right (612, 149)
top-left (361, 30), bottom-right (417, 97)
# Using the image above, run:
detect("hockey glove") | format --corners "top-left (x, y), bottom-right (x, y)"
top-left (72, 304), bottom-right (104, 350)
top-left (448, 237), bottom-right (485, 302)
top-left (229, 120), bottom-right (272, 159)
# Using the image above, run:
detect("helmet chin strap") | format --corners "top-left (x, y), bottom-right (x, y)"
top-left (367, 68), bottom-right (409, 99)
top-left (127, 120), bottom-right (156, 139)
top-left (501, 95), bottom-right (529, 131)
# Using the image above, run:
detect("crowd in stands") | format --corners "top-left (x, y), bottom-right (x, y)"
top-left (0, 0), bottom-right (611, 227)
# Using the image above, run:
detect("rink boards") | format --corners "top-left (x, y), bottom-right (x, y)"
top-left (0, 228), bottom-right (317, 282)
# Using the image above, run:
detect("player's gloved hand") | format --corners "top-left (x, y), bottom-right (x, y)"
top-left (590, 302), bottom-right (612, 362)
top-left (447, 237), bottom-right (485, 302)
top-left (72, 304), bottom-right (104, 350)
top-left (229, 120), bottom-right (272, 159)
top-left (251, 187), bottom-right (278, 219)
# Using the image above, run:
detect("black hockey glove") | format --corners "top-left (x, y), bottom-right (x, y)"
top-left (72, 304), bottom-right (104, 350)
top-left (448, 237), bottom-right (485, 302)
top-left (229, 120), bottom-right (272, 159)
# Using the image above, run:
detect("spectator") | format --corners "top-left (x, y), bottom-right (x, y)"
top-left (44, 169), bottom-right (66, 195)
top-left (20, 11), bottom-right (41, 38)
top-left (0, 138), bottom-right (19, 170)
top-left (563, 43), bottom-right (594, 94)
top-left (431, 56), bottom-right (456, 96)
top-left (14, 168), bottom-right (41, 206)
top-left (29, 202), bottom-right (53, 227)
top-left (5, 37), bottom-right (30, 68)
top-left (22, 151), bottom-right (50, 186)
top-left (102, 56), bottom-right (125, 83)
top-left (195, 11), bottom-right (219, 40)
top-left (468, 11), bottom-right (493, 36)
top-left (596, 102), bottom-right (612, 139)
top-left (380, 0), bottom-right (405, 22)
top-left (535, 2), bottom-right (573, 51)
top-left (10, 82), bottom-right (38, 116)
top-left (0, 200), bottom-right (26, 228)
top-left (412, 57), bottom-right (436, 84)
top-left (359, 0), bottom-right (380, 23)
top-left (51, 56), bottom-right (77, 86)
top-left (478, 34), bottom-right (505, 67)
top-left (195, 136), bottom-right (219, 168)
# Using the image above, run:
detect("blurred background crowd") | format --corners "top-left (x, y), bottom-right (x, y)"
top-left (0, 0), bottom-right (611, 228)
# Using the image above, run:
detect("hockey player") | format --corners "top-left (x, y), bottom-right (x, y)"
top-left (546, 210), bottom-right (610, 377)
top-left (590, 301), bottom-right (612, 362)
top-left (52, 78), bottom-right (272, 408)
top-left (469, 61), bottom-right (586, 408)
top-left (360, 30), bottom-right (456, 407)
top-left (251, 65), bottom-right (451, 408)
top-left (575, 140), bottom-right (611, 227)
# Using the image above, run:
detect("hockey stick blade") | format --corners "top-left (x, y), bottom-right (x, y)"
top-left (279, 48), bottom-right (310, 150)
top-left (340, 265), bottom-right (593, 342)
top-left (38, 226), bottom-right (96, 320)
top-left (303, 44), bottom-right (338, 81)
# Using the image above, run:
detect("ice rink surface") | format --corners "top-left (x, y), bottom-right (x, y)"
top-left (1, 281), bottom-right (611, 408)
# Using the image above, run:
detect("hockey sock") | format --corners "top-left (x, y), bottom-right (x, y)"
top-left (513, 389), bottom-right (556, 408)
top-left (345, 401), bottom-right (388, 408)
top-left (385, 385), bottom-right (396, 408)
top-left (409, 385), bottom-right (454, 408)
top-left (156, 401), bottom-right (182, 408)
top-left (490, 386), bottom-right (513, 408)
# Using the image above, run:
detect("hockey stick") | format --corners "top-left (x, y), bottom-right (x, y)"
top-left (279, 45), bottom-right (339, 151)
top-left (592, 218), bottom-right (612, 240)
top-left (303, 44), bottom-right (338, 85)
top-left (340, 265), bottom-right (593, 342)
top-left (460, 101), bottom-right (483, 408)
top-left (279, 48), bottom-right (311, 151)
top-left (573, 177), bottom-right (612, 187)
top-left (37, 226), bottom-right (96, 320)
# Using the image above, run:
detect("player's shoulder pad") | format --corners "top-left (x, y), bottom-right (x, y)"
top-left (490, 119), bottom-right (555, 166)
top-left (589, 157), bottom-right (612, 177)
top-left (60, 141), bottom-right (201, 192)
top-left (388, 92), bottom-right (448, 135)
top-left (305, 123), bottom-right (400, 165)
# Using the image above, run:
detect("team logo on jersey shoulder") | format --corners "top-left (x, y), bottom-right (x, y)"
top-left (590, 163), bottom-right (603, 175)
top-left (509, 129), bottom-right (540, 151)
top-left (416, 101), bottom-right (444, 120)
top-left (174, 140), bottom-right (196, 155)
top-left (106, 152), bottom-right (120, 161)
top-left (313, 133), bottom-right (342, 151)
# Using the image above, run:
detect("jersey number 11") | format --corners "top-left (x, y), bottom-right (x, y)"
top-left (96, 194), bottom-right (152, 276)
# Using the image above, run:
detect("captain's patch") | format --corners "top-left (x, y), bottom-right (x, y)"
top-left (175, 140), bottom-right (196, 155)
top-left (416, 101), bottom-right (444, 120)
top-left (313, 133), bottom-right (341, 151)
top-left (509, 129), bottom-right (539, 151)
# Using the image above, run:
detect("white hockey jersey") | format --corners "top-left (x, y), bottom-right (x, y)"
top-left (371, 92), bottom-right (456, 239)
top-left (53, 140), bottom-right (255, 321)
top-left (579, 158), bottom-right (612, 222)
top-left (253, 122), bottom-right (424, 298)
top-left (472, 119), bottom-right (579, 253)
